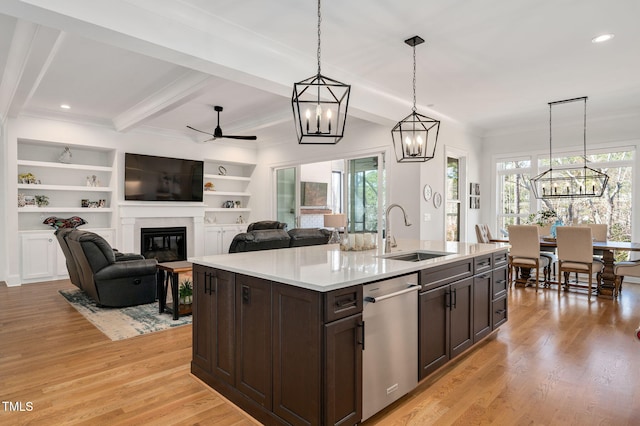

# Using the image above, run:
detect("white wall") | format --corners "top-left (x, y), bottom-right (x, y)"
top-left (0, 120), bottom-right (7, 284)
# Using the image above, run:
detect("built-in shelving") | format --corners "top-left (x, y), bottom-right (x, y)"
top-left (17, 140), bottom-right (116, 231)
top-left (203, 160), bottom-right (255, 225)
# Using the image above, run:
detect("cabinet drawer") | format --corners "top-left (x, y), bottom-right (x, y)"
top-left (420, 259), bottom-right (473, 291)
top-left (492, 296), bottom-right (508, 329)
top-left (474, 254), bottom-right (493, 275)
top-left (492, 266), bottom-right (508, 299)
top-left (324, 285), bottom-right (363, 323)
top-left (493, 250), bottom-right (508, 268)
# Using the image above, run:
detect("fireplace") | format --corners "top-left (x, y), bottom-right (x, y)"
top-left (140, 227), bottom-right (187, 262)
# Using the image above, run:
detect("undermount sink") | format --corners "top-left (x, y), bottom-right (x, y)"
top-left (380, 250), bottom-right (453, 262)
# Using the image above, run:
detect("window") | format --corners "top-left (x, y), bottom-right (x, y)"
top-left (537, 150), bottom-right (634, 242)
top-left (347, 157), bottom-right (379, 233)
top-left (446, 157), bottom-right (460, 241)
top-left (496, 148), bottom-right (634, 246)
top-left (496, 158), bottom-right (532, 232)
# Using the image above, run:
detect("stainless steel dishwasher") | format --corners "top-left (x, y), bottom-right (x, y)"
top-left (362, 273), bottom-right (419, 421)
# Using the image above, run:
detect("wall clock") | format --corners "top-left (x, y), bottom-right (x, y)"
top-left (433, 192), bottom-right (443, 209)
top-left (423, 184), bottom-right (432, 201)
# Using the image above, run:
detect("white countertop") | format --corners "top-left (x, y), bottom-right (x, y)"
top-left (188, 240), bottom-right (509, 292)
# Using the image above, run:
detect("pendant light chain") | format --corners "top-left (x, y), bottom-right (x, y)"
top-left (412, 44), bottom-right (417, 112)
top-left (582, 97), bottom-right (587, 164)
top-left (317, 0), bottom-right (322, 75)
top-left (548, 103), bottom-right (552, 167)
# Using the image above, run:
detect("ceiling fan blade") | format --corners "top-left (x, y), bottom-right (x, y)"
top-left (221, 135), bottom-right (258, 140)
top-left (186, 125), bottom-right (214, 136)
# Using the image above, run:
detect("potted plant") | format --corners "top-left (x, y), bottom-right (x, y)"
top-left (178, 278), bottom-right (193, 314)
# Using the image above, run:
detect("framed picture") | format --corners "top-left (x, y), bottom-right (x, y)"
top-left (470, 196), bottom-right (480, 209)
top-left (470, 182), bottom-right (480, 196)
top-left (301, 181), bottom-right (328, 207)
top-left (24, 195), bottom-right (36, 206)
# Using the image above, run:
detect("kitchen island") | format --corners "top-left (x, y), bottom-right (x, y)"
top-left (189, 240), bottom-right (509, 426)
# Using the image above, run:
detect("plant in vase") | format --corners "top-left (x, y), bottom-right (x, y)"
top-left (527, 208), bottom-right (562, 237)
top-left (178, 279), bottom-right (193, 305)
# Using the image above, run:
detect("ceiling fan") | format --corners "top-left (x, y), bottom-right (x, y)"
top-left (187, 105), bottom-right (257, 141)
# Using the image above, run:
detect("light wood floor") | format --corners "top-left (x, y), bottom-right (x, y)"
top-left (1, 280), bottom-right (639, 425)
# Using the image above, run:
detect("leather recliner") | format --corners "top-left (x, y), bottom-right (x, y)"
top-left (64, 230), bottom-right (158, 307)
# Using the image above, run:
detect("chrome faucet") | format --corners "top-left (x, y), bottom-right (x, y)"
top-left (384, 203), bottom-right (412, 253)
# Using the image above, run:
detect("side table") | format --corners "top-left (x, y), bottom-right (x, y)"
top-left (157, 260), bottom-right (193, 320)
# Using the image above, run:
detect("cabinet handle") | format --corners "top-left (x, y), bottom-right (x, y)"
top-left (242, 285), bottom-right (250, 304)
top-left (336, 298), bottom-right (357, 309)
top-left (496, 279), bottom-right (506, 285)
top-left (203, 273), bottom-right (209, 294)
top-left (446, 289), bottom-right (452, 309)
top-left (452, 288), bottom-right (457, 308)
top-left (495, 309), bottom-right (506, 315)
top-left (479, 274), bottom-right (491, 279)
top-left (357, 320), bottom-right (365, 350)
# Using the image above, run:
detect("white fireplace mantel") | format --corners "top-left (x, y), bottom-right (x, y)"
top-left (118, 202), bottom-right (205, 257)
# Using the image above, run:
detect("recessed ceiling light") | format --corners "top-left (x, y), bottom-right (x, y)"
top-left (592, 33), bottom-right (614, 43)
top-left (60, 104), bottom-right (71, 109)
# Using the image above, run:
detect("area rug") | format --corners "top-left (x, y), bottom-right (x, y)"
top-left (59, 288), bottom-right (191, 341)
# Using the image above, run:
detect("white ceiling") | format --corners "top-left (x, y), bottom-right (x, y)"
top-left (1, 0), bottom-right (639, 145)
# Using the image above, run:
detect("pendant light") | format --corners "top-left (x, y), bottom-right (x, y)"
top-left (292, 0), bottom-right (350, 144)
top-left (391, 35), bottom-right (440, 163)
top-left (530, 96), bottom-right (609, 199)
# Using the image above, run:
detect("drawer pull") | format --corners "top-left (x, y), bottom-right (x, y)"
top-left (495, 309), bottom-right (506, 315)
top-left (336, 298), bottom-right (357, 309)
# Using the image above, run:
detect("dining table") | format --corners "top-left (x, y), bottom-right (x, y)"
top-left (492, 238), bottom-right (640, 299)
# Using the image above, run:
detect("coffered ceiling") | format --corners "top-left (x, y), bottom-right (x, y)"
top-left (1, 0), bottom-right (639, 145)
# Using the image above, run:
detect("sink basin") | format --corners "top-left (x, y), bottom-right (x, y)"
top-left (381, 250), bottom-right (453, 262)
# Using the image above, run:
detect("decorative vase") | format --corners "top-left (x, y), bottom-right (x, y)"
top-left (58, 147), bottom-right (72, 163)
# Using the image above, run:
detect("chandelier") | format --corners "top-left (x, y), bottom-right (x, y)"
top-left (391, 35), bottom-right (440, 163)
top-left (292, 0), bottom-right (350, 144)
top-left (531, 96), bottom-right (609, 199)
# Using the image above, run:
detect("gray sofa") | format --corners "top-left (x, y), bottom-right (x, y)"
top-left (56, 229), bottom-right (157, 307)
top-left (228, 221), bottom-right (332, 253)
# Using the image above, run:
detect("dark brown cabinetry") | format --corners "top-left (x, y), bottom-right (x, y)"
top-left (492, 251), bottom-right (509, 329)
top-left (418, 250), bottom-right (508, 380)
top-left (192, 265), bottom-right (363, 426)
top-left (192, 265), bottom-right (235, 384)
top-left (473, 254), bottom-right (493, 342)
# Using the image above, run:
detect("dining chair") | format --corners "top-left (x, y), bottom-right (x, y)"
top-left (613, 260), bottom-right (640, 298)
top-left (536, 224), bottom-right (557, 284)
top-left (507, 225), bottom-right (550, 292)
top-left (556, 226), bottom-right (604, 299)
top-left (475, 224), bottom-right (493, 243)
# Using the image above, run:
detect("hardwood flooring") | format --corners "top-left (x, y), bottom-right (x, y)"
top-left (1, 279), bottom-right (639, 425)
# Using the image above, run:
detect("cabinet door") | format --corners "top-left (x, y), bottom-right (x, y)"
top-left (324, 314), bottom-right (363, 426)
top-left (492, 266), bottom-right (508, 299)
top-left (419, 285), bottom-right (450, 380)
top-left (450, 277), bottom-right (473, 359)
top-left (221, 225), bottom-right (242, 254)
top-left (21, 233), bottom-right (56, 280)
top-left (192, 265), bottom-right (213, 372)
top-left (235, 274), bottom-right (272, 409)
top-left (204, 227), bottom-right (222, 255)
top-left (212, 269), bottom-right (236, 385)
top-left (473, 273), bottom-right (492, 342)
top-left (272, 283), bottom-right (322, 425)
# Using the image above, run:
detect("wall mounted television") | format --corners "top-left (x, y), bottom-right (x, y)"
top-left (124, 153), bottom-right (204, 202)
